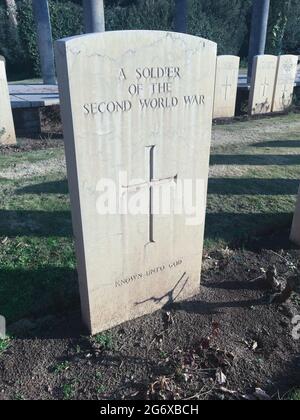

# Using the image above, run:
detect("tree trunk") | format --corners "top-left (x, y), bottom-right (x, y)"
top-left (83, 0), bottom-right (105, 33)
top-left (174, 0), bottom-right (188, 33)
top-left (247, 0), bottom-right (271, 82)
top-left (32, 0), bottom-right (56, 85)
top-left (5, 0), bottom-right (18, 28)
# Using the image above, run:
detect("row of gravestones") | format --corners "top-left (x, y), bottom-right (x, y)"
top-left (0, 54), bottom-right (298, 146)
top-left (214, 54), bottom-right (298, 118)
top-left (249, 54), bottom-right (298, 115)
top-left (0, 32), bottom-right (299, 334)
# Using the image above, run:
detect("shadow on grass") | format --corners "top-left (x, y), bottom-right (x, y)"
top-left (0, 210), bottom-right (72, 237)
top-left (208, 178), bottom-right (300, 195)
top-left (253, 140), bottom-right (300, 148)
top-left (0, 267), bottom-right (80, 328)
top-left (205, 212), bottom-right (296, 250)
top-left (210, 154), bottom-right (300, 166)
top-left (0, 211), bottom-right (295, 248)
top-left (16, 180), bottom-right (68, 195)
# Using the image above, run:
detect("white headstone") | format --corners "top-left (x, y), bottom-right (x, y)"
top-left (213, 55), bottom-right (240, 119)
top-left (272, 55), bottom-right (298, 112)
top-left (55, 31), bottom-right (217, 334)
top-left (248, 55), bottom-right (277, 115)
top-left (0, 315), bottom-right (5, 339)
top-left (0, 57), bottom-right (16, 145)
top-left (290, 186), bottom-right (300, 246)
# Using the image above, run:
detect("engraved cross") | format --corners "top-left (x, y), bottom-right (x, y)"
top-left (124, 146), bottom-right (177, 244)
top-left (261, 77), bottom-right (269, 97)
top-left (222, 76), bottom-right (232, 101)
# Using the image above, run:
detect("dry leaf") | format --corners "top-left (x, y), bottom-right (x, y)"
top-left (251, 341), bottom-right (258, 351)
top-left (216, 370), bottom-right (227, 385)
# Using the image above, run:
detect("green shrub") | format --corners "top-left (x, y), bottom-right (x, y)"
top-left (282, 0), bottom-right (300, 54)
top-left (0, 4), bottom-right (27, 78)
top-left (188, 0), bottom-right (252, 55)
top-left (17, 0), bottom-right (83, 78)
top-left (105, 0), bottom-right (251, 56)
top-left (106, 0), bottom-right (173, 32)
top-left (0, 0), bottom-right (300, 80)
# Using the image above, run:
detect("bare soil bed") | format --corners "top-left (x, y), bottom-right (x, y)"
top-left (0, 241), bottom-right (299, 400)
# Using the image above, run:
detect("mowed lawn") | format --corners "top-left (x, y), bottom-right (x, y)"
top-left (0, 113), bottom-right (300, 325)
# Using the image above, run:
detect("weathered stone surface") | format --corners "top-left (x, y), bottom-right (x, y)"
top-left (55, 31), bottom-right (217, 334)
top-left (248, 55), bottom-right (277, 115)
top-left (272, 55), bottom-right (298, 112)
top-left (0, 56), bottom-right (16, 145)
top-left (213, 55), bottom-right (240, 119)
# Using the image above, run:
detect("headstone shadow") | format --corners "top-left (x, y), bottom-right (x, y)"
top-left (0, 209), bottom-right (72, 237)
top-left (253, 140), bottom-right (300, 148)
top-left (208, 178), bottom-right (300, 195)
top-left (205, 212), bottom-right (294, 250)
top-left (16, 180), bottom-right (68, 195)
top-left (1, 267), bottom-right (80, 338)
top-left (135, 273), bottom-right (189, 308)
top-left (210, 154), bottom-right (300, 166)
top-left (172, 296), bottom-right (267, 315)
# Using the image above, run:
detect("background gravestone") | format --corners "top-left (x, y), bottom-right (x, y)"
top-left (0, 315), bottom-right (5, 339)
top-left (290, 186), bottom-right (300, 246)
top-left (213, 55), bottom-right (240, 119)
top-left (0, 57), bottom-right (16, 145)
top-left (55, 31), bottom-right (217, 334)
top-left (248, 55), bottom-right (277, 115)
top-left (272, 55), bottom-right (298, 112)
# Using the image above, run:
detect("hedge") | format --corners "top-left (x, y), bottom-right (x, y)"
top-left (0, 0), bottom-right (299, 80)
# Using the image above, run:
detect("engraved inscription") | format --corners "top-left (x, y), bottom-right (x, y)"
top-left (83, 66), bottom-right (205, 115)
top-left (115, 258), bottom-right (184, 288)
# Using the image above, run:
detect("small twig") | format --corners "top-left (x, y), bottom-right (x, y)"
top-left (250, 274), bottom-right (265, 283)
top-left (184, 382), bottom-right (216, 400)
top-left (269, 250), bottom-right (289, 263)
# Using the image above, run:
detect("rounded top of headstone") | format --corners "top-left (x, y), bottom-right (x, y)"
top-left (56, 30), bottom-right (217, 51)
top-left (254, 54), bottom-right (277, 59)
top-left (217, 55), bottom-right (240, 59)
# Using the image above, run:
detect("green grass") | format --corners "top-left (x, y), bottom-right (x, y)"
top-left (9, 78), bottom-right (43, 85)
top-left (62, 383), bottom-right (75, 400)
top-left (206, 130), bottom-right (300, 249)
top-left (0, 148), bottom-right (62, 170)
top-left (0, 114), bottom-right (300, 327)
top-left (53, 361), bottom-right (70, 374)
top-left (287, 389), bottom-right (300, 400)
top-left (14, 393), bottom-right (25, 400)
top-left (0, 147), bottom-right (78, 325)
top-left (0, 337), bottom-right (11, 354)
top-left (93, 332), bottom-right (114, 350)
top-left (97, 385), bottom-right (106, 395)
